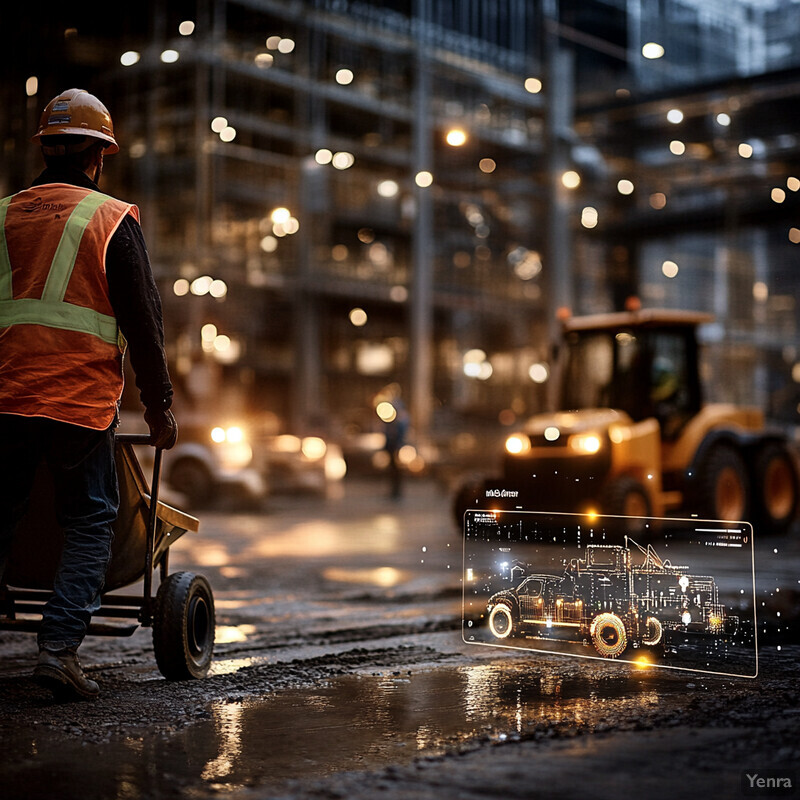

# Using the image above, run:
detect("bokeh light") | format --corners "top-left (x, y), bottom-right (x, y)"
top-left (617, 179), bottom-right (634, 195)
top-left (642, 42), bottom-right (665, 59)
top-left (377, 180), bottom-right (399, 198)
top-left (581, 207), bottom-right (598, 228)
top-left (335, 68), bottom-right (354, 85)
top-left (332, 151), bottom-right (355, 170)
top-left (524, 77), bottom-right (542, 93)
top-left (120, 51), bottom-right (140, 67)
top-left (662, 260), bottom-right (679, 278)
top-left (349, 308), bottom-right (368, 326)
top-left (561, 170), bottom-right (581, 189)
top-left (445, 128), bottom-right (467, 146)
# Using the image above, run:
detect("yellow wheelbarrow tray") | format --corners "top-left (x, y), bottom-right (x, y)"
top-left (0, 434), bottom-right (215, 680)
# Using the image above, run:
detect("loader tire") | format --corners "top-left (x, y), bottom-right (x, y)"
top-left (602, 476), bottom-right (652, 518)
top-left (754, 443), bottom-right (798, 534)
top-left (697, 443), bottom-right (749, 522)
top-left (153, 571), bottom-right (215, 680)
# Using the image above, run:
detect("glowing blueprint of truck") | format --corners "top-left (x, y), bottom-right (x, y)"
top-left (462, 510), bottom-right (757, 678)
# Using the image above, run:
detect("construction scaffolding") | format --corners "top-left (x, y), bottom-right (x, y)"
top-left (2, 0), bottom-right (800, 458)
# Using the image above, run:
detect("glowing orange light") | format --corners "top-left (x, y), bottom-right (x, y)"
top-left (445, 128), bottom-right (468, 147)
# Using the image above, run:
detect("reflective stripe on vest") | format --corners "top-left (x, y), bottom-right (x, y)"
top-left (0, 192), bottom-right (119, 346)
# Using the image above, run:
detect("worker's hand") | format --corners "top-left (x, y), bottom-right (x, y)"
top-left (144, 408), bottom-right (178, 450)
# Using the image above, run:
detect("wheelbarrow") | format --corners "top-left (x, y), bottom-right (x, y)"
top-left (0, 434), bottom-right (215, 679)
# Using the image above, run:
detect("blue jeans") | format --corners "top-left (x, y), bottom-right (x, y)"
top-left (0, 414), bottom-right (118, 651)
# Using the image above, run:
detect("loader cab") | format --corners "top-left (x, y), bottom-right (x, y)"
top-left (559, 311), bottom-right (709, 440)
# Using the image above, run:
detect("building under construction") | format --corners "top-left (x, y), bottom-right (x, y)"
top-left (2, 0), bottom-right (800, 458)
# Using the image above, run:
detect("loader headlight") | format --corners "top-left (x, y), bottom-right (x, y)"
top-left (567, 433), bottom-right (602, 454)
top-left (505, 433), bottom-right (531, 455)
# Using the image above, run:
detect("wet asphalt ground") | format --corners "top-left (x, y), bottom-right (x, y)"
top-left (0, 476), bottom-right (798, 799)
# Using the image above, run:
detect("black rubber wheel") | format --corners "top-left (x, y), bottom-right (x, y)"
top-left (153, 571), bottom-right (215, 680)
top-left (168, 459), bottom-right (215, 508)
top-left (754, 443), bottom-right (799, 533)
top-left (697, 443), bottom-right (749, 522)
top-left (601, 476), bottom-right (652, 518)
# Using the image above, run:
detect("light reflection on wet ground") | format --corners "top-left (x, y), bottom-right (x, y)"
top-left (183, 509), bottom-right (406, 565)
top-left (3, 661), bottom-right (684, 800)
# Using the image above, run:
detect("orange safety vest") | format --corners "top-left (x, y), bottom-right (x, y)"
top-left (0, 183), bottom-right (140, 430)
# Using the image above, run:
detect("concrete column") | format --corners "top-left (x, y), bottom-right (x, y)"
top-left (542, 1), bottom-right (575, 410)
top-left (410, 0), bottom-right (435, 439)
top-left (292, 156), bottom-right (324, 433)
top-left (291, 25), bottom-right (326, 433)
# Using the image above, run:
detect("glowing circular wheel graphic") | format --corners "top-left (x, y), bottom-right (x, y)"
top-left (642, 615), bottom-right (663, 647)
top-left (488, 604), bottom-right (514, 639)
top-left (590, 612), bottom-right (628, 658)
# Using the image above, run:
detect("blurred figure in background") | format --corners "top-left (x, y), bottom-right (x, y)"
top-left (377, 387), bottom-right (409, 499)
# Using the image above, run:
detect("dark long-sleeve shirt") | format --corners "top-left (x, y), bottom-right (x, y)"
top-left (31, 167), bottom-right (173, 411)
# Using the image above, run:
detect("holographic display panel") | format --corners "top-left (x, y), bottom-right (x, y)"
top-left (462, 510), bottom-right (757, 678)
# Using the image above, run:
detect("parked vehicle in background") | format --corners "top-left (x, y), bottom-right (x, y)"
top-left (120, 412), bottom-right (348, 506)
top-left (260, 434), bottom-right (347, 495)
top-left (120, 415), bottom-right (266, 508)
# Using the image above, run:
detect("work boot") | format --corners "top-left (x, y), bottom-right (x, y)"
top-left (34, 648), bottom-right (100, 700)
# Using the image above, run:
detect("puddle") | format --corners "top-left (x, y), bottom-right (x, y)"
top-left (2, 662), bottom-right (688, 799)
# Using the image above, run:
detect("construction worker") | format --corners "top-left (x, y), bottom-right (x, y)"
top-left (0, 89), bottom-right (177, 699)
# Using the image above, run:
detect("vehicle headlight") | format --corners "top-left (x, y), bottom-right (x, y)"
top-left (211, 427), bottom-right (226, 443)
top-left (505, 433), bottom-right (531, 455)
top-left (211, 426), bottom-right (246, 444)
top-left (211, 426), bottom-right (253, 470)
top-left (567, 433), bottom-right (602, 454)
top-left (324, 451), bottom-right (348, 481)
top-left (226, 426), bottom-right (245, 443)
top-left (301, 436), bottom-right (327, 460)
